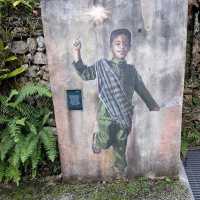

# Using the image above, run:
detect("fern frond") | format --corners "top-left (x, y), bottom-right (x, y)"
top-left (0, 128), bottom-right (9, 139)
top-left (8, 133), bottom-right (24, 167)
top-left (42, 111), bottom-right (52, 126)
top-left (40, 127), bottom-right (57, 162)
top-left (5, 165), bottom-right (21, 185)
top-left (36, 96), bottom-right (53, 109)
top-left (26, 122), bottom-right (37, 135)
top-left (9, 143), bottom-right (21, 167)
top-left (31, 146), bottom-right (41, 169)
top-left (0, 161), bottom-right (6, 182)
top-left (0, 134), bottom-right (15, 161)
top-left (0, 95), bottom-right (10, 115)
top-left (0, 83), bottom-right (57, 185)
top-left (16, 118), bottom-right (26, 126)
top-left (6, 89), bottom-right (18, 103)
top-left (0, 96), bottom-right (7, 107)
top-left (8, 119), bottom-right (21, 143)
top-left (26, 116), bottom-right (43, 134)
top-left (0, 115), bottom-right (9, 124)
top-left (14, 83), bottom-right (52, 105)
top-left (8, 102), bottom-right (35, 119)
top-left (20, 133), bottom-right (39, 163)
top-left (31, 147), bottom-right (41, 178)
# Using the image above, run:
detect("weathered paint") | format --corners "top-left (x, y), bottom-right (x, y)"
top-left (41, 0), bottom-right (188, 180)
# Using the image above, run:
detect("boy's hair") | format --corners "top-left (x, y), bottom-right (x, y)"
top-left (110, 28), bottom-right (131, 47)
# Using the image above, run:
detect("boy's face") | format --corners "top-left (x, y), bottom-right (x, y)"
top-left (111, 34), bottom-right (130, 60)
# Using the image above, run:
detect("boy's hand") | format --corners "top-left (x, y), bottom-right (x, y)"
top-left (151, 105), bottom-right (160, 111)
top-left (72, 38), bottom-right (82, 62)
top-left (73, 38), bottom-right (81, 50)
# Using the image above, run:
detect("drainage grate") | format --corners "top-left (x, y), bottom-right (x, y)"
top-left (184, 150), bottom-right (200, 200)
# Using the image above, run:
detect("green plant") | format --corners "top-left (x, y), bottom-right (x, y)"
top-left (0, 39), bottom-right (28, 84)
top-left (0, 0), bottom-right (39, 10)
top-left (181, 77), bottom-right (200, 158)
top-left (181, 126), bottom-right (200, 158)
top-left (0, 83), bottom-right (57, 185)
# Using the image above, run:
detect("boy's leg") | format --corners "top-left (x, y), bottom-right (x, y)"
top-left (92, 103), bottom-right (113, 153)
top-left (92, 102), bottom-right (129, 173)
top-left (93, 117), bottom-right (112, 152)
top-left (111, 125), bottom-right (129, 172)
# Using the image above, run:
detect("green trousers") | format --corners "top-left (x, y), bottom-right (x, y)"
top-left (94, 103), bottom-right (129, 172)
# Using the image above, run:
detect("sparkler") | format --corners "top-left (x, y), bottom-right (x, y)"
top-left (84, 6), bottom-right (111, 25)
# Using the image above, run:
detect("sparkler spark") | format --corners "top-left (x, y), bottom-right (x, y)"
top-left (84, 6), bottom-right (111, 25)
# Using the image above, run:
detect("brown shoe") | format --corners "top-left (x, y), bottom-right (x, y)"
top-left (92, 132), bottom-right (101, 154)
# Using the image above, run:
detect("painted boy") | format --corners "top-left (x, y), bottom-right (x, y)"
top-left (72, 28), bottom-right (159, 174)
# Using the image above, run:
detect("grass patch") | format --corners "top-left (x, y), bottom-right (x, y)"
top-left (0, 176), bottom-right (191, 200)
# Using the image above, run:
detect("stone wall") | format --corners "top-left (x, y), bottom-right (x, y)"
top-left (186, 0), bottom-right (200, 79)
top-left (1, 11), bottom-right (50, 87)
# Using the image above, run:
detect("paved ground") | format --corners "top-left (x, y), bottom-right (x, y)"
top-left (184, 150), bottom-right (200, 200)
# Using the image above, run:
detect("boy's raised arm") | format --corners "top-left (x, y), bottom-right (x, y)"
top-left (73, 38), bottom-right (82, 62)
top-left (72, 39), bottom-right (96, 80)
top-left (134, 70), bottom-right (160, 111)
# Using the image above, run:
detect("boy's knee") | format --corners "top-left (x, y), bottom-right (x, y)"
top-left (95, 131), bottom-right (111, 149)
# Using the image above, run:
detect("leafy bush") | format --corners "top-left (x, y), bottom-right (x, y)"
top-left (0, 39), bottom-right (28, 84)
top-left (0, 0), bottom-right (39, 10)
top-left (0, 83), bottom-right (58, 185)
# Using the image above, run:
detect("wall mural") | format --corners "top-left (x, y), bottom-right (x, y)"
top-left (41, 0), bottom-right (188, 180)
top-left (72, 28), bottom-right (160, 175)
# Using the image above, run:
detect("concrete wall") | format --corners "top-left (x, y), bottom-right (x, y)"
top-left (41, 0), bottom-right (188, 180)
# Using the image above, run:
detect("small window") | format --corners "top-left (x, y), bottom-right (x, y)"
top-left (66, 90), bottom-right (83, 110)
